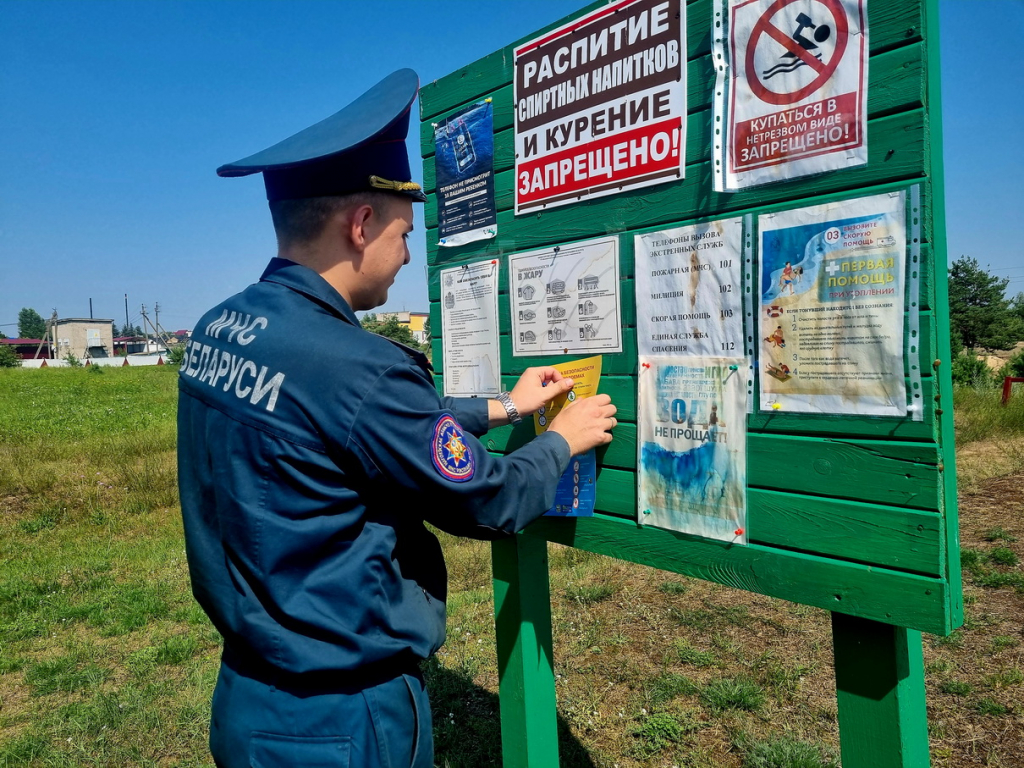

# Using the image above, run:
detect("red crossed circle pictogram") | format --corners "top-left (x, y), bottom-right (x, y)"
top-left (744, 0), bottom-right (849, 106)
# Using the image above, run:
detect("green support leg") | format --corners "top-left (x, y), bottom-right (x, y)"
top-left (832, 613), bottom-right (931, 768)
top-left (492, 535), bottom-right (559, 768)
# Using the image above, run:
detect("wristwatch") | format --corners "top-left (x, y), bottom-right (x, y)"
top-left (496, 391), bottom-right (522, 425)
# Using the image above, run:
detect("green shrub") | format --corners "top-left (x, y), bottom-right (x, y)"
top-left (1000, 350), bottom-right (1024, 379)
top-left (0, 345), bottom-right (21, 368)
top-left (951, 354), bottom-right (993, 387)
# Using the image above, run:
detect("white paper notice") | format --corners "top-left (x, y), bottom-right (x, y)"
top-left (758, 191), bottom-right (906, 415)
top-left (635, 219), bottom-right (745, 358)
top-left (509, 236), bottom-right (622, 356)
top-left (638, 356), bottom-right (747, 542)
top-left (441, 260), bottom-right (501, 397)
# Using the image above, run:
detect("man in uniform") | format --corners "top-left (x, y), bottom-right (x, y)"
top-left (177, 69), bottom-right (617, 768)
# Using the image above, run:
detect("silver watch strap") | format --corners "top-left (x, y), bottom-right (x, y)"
top-left (496, 391), bottom-right (522, 425)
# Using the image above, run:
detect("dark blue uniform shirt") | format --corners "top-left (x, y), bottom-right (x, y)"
top-left (177, 259), bottom-right (570, 683)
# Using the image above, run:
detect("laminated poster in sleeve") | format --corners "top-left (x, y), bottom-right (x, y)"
top-left (757, 191), bottom-right (906, 416)
top-left (638, 357), bottom-right (747, 543)
top-left (434, 101), bottom-right (497, 247)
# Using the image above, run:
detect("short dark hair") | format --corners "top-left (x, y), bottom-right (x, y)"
top-left (269, 192), bottom-right (395, 247)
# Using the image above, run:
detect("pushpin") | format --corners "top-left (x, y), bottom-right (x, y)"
top-left (734, 527), bottom-right (744, 536)
top-left (728, 364), bottom-right (738, 370)
top-left (485, 97), bottom-right (492, 103)
top-left (491, 260), bottom-right (497, 264)
top-left (641, 362), bottom-right (651, 369)
top-left (643, 509), bottom-right (651, 516)
top-left (771, 403), bottom-right (782, 410)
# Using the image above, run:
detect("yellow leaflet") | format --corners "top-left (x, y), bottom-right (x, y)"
top-left (534, 355), bottom-right (603, 435)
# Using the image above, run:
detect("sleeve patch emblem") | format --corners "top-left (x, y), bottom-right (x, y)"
top-left (431, 415), bottom-right (475, 482)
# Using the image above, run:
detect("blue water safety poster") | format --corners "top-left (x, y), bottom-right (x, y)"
top-left (433, 100), bottom-right (498, 247)
top-left (638, 357), bottom-right (748, 542)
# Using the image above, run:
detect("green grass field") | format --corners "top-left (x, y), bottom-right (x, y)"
top-left (1, 368), bottom-right (1021, 767)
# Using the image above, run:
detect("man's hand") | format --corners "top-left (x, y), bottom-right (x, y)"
top-left (508, 366), bottom-right (575, 417)
top-left (548, 394), bottom-right (617, 456)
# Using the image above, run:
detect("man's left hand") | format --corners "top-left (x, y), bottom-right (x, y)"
top-left (509, 366), bottom-right (574, 417)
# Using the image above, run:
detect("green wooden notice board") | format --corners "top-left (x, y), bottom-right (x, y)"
top-left (421, 1), bottom-right (959, 765)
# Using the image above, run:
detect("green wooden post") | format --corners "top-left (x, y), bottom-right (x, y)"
top-left (832, 613), bottom-right (931, 768)
top-left (492, 535), bottom-right (559, 768)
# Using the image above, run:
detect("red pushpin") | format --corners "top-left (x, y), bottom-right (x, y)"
top-left (734, 527), bottom-right (745, 536)
top-left (491, 259), bottom-right (497, 264)
top-left (641, 362), bottom-right (651, 369)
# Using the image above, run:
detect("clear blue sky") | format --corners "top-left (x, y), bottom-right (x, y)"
top-left (1, 1), bottom-right (1019, 335)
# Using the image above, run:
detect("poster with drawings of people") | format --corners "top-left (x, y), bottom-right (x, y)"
top-left (638, 356), bottom-right (747, 543)
top-left (758, 191), bottom-right (906, 415)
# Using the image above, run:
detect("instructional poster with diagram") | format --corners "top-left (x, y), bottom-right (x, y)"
top-left (434, 101), bottom-right (498, 247)
top-left (758, 191), bottom-right (906, 415)
top-left (440, 260), bottom-right (501, 397)
top-left (635, 218), bottom-right (746, 357)
top-left (638, 357), bottom-right (747, 542)
top-left (509, 236), bottom-right (622, 356)
top-left (534, 356), bottom-right (603, 517)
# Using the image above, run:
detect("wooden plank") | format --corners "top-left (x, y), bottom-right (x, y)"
top-left (418, 0), bottom-right (923, 119)
top-left (832, 614), bottom-right (932, 767)
top-left (748, 434), bottom-right (940, 511)
top-left (748, 377), bottom-right (937, 441)
top-left (748, 489), bottom-right (941, 576)
top-left (426, 110), bottom-right (927, 264)
top-left (922, 0), bottom-right (963, 631)
top-left (492, 536), bottom-right (560, 768)
top-left (482, 422), bottom-right (940, 512)
top-left (521, 514), bottom-right (950, 634)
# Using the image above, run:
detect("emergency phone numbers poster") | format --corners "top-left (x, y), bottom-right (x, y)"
top-left (513, 0), bottom-right (686, 213)
top-left (713, 0), bottom-right (868, 191)
top-left (758, 191), bottom-right (907, 415)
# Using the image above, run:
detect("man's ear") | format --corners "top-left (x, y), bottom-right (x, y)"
top-left (347, 204), bottom-right (375, 253)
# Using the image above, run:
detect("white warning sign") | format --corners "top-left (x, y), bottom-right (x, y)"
top-left (713, 0), bottom-right (868, 191)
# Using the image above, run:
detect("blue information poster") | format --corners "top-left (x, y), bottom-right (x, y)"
top-left (434, 100), bottom-right (497, 247)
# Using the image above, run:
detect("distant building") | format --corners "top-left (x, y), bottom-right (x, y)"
top-left (377, 311), bottom-right (429, 343)
top-left (113, 336), bottom-right (167, 356)
top-left (52, 318), bottom-right (115, 360)
top-left (0, 338), bottom-right (52, 359)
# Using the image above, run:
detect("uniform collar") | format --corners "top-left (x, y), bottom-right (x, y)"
top-left (259, 258), bottom-right (360, 326)
top-left (258, 257), bottom-right (433, 372)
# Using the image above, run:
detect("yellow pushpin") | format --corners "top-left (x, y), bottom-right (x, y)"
top-left (771, 403), bottom-right (782, 411)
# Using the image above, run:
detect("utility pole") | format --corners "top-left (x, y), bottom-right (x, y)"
top-left (140, 304), bottom-right (172, 353)
top-left (34, 310), bottom-right (58, 360)
top-left (124, 294), bottom-right (130, 337)
top-left (154, 303), bottom-right (176, 350)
